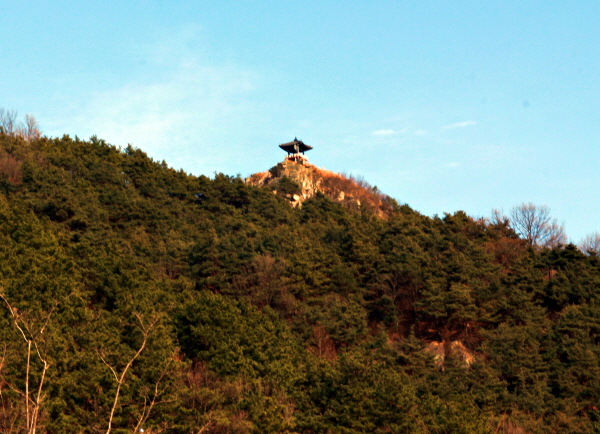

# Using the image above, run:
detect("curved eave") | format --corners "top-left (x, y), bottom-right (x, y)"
top-left (279, 142), bottom-right (313, 153)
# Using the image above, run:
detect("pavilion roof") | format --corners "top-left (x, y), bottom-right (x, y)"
top-left (279, 138), bottom-right (313, 154)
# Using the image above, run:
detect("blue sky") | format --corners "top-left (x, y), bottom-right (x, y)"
top-left (2, 1), bottom-right (599, 241)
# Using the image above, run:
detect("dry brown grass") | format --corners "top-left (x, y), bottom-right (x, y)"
top-left (317, 169), bottom-right (396, 217)
top-left (247, 160), bottom-right (398, 218)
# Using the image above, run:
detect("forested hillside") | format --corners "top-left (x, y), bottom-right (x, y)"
top-left (0, 132), bottom-right (599, 434)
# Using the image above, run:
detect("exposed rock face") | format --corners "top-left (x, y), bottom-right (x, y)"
top-left (424, 341), bottom-right (476, 368)
top-left (245, 158), bottom-right (397, 217)
top-left (246, 159), bottom-right (323, 207)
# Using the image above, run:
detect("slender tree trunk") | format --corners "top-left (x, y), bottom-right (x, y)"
top-left (25, 341), bottom-right (31, 431)
top-left (101, 314), bottom-right (156, 434)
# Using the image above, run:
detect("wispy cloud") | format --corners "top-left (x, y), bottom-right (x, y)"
top-left (48, 27), bottom-right (259, 174)
top-left (414, 129), bottom-right (428, 136)
top-left (372, 129), bottom-right (396, 136)
top-left (442, 120), bottom-right (477, 130)
top-left (70, 64), bottom-right (255, 149)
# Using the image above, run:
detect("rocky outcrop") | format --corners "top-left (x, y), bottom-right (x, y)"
top-left (424, 341), bottom-right (476, 368)
top-left (245, 158), bottom-right (397, 217)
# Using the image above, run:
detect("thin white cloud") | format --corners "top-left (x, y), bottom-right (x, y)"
top-left (372, 129), bottom-right (396, 136)
top-left (442, 120), bottom-right (477, 130)
top-left (445, 162), bottom-right (461, 168)
top-left (49, 28), bottom-right (259, 173)
top-left (414, 129), bottom-right (428, 136)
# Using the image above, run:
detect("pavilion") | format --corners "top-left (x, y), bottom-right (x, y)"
top-left (279, 138), bottom-right (312, 163)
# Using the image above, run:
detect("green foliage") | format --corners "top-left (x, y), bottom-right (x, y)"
top-left (0, 133), bottom-right (599, 433)
top-left (274, 176), bottom-right (301, 196)
top-left (175, 291), bottom-right (303, 385)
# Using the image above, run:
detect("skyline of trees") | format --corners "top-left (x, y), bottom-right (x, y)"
top-left (1, 106), bottom-right (598, 250)
top-left (0, 109), bottom-right (41, 142)
top-left (0, 115), bottom-right (598, 432)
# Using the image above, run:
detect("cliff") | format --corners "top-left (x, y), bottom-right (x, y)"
top-left (245, 158), bottom-right (397, 217)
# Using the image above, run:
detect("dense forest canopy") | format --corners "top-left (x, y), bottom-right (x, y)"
top-left (0, 130), bottom-right (598, 434)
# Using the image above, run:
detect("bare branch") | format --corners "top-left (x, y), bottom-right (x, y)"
top-left (30, 357), bottom-right (49, 434)
top-left (0, 109), bottom-right (42, 140)
top-left (0, 109), bottom-right (18, 136)
top-left (23, 115), bottom-right (41, 142)
top-left (0, 294), bottom-right (30, 342)
top-left (97, 351), bottom-right (120, 383)
top-left (0, 292), bottom-right (54, 434)
top-left (509, 202), bottom-right (566, 248)
top-left (490, 208), bottom-right (509, 227)
top-left (0, 294), bottom-right (32, 429)
top-left (579, 232), bottom-right (600, 255)
top-left (103, 314), bottom-right (159, 434)
top-left (132, 358), bottom-right (172, 433)
top-left (195, 413), bottom-right (215, 434)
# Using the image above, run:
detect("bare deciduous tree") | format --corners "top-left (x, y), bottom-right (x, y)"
top-left (231, 253), bottom-right (289, 309)
top-left (0, 150), bottom-right (22, 185)
top-left (509, 203), bottom-right (567, 248)
top-left (23, 115), bottom-right (41, 142)
top-left (0, 293), bottom-right (56, 434)
top-left (98, 313), bottom-right (160, 434)
top-left (490, 208), bottom-right (510, 227)
top-left (0, 109), bottom-right (41, 141)
top-left (0, 109), bottom-right (18, 136)
top-left (132, 357), bottom-right (172, 434)
top-left (579, 232), bottom-right (600, 255)
top-left (0, 344), bottom-right (21, 433)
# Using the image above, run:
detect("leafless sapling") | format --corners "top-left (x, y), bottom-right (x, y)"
top-left (0, 293), bottom-right (56, 434)
top-left (98, 313), bottom-right (160, 434)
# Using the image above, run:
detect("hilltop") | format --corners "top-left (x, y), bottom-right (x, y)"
top-left (245, 158), bottom-right (398, 218)
top-left (0, 132), bottom-right (599, 434)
